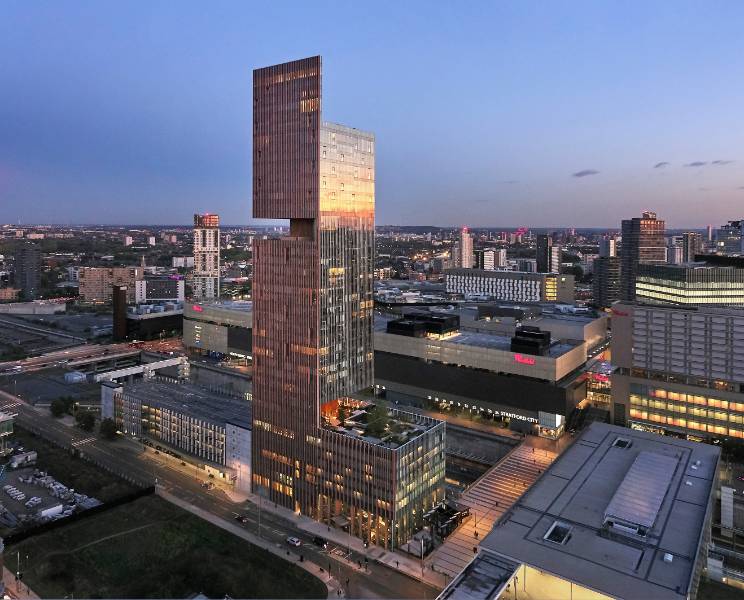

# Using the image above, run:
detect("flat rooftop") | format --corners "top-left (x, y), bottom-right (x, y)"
top-left (194, 300), bottom-right (253, 312)
top-left (474, 423), bottom-right (719, 600)
top-left (374, 314), bottom-right (580, 358)
top-left (121, 380), bottom-right (251, 429)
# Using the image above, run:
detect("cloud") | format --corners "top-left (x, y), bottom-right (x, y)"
top-left (572, 169), bottom-right (599, 178)
top-left (738, 186), bottom-right (744, 190)
top-left (712, 160), bottom-right (734, 165)
top-left (684, 161), bottom-right (707, 167)
top-left (654, 162), bottom-right (669, 168)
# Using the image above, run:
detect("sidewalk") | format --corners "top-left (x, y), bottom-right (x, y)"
top-left (156, 487), bottom-right (344, 598)
top-left (2, 566), bottom-right (40, 599)
top-left (246, 492), bottom-right (447, 590)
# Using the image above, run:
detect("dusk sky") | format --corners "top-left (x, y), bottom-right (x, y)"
top-left (1, 1), bottom-right (743, 228)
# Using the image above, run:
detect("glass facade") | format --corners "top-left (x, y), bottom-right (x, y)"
top-left (251, 57), bottom-right (444, 547)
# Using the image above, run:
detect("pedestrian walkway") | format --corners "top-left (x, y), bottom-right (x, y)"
top-left (156, 487), bottom-right (344, 598)
top-left (426, 443), bottom-right (557, 579)
top-left (244, 491), bottom-right (448, 590)
top-left (2, 566), bottom-right (40, 599)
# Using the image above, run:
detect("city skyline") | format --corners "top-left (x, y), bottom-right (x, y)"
top-left (2, 2), bottom-right (744, 227)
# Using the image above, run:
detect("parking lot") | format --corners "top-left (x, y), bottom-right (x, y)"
top-left (0, 368), bottom-right (100, 407)
top-left (0, 465), bottom-right (102, 531)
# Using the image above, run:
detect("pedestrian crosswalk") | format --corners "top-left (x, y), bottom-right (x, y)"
top-left (71, 436), bottom-right (97, 447)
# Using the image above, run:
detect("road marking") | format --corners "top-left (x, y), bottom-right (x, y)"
top-left (71, 436), bottom-right (97, 447)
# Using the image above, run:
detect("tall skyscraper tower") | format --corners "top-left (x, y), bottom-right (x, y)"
top-left (620, 211), bottom-right (666, 301)
top-left (13, 242), bottom-right (41, 300)
top-left (681, 232), bottom-right (702, 262)
top-left (193, 213), bottom-right (220, 300)
top-left (459, 227), bottom-right (473, 268)
top-left (251, 57), bottom-right (444, 549)
top-left (536, 234), bottom-right (561, 273)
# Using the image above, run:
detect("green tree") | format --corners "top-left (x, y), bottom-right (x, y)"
top-left (50, 398), bottom-right (67, 418)
top-left (365, 404), bottom-right (390, 438)
top-left (337, 406), bottom-right (347, 425)
top-left (100, 418), bottom-right (118, 440)
top-left (76, 410), bottom-right (96, 431)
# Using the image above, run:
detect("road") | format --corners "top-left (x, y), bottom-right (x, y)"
top-left (0, 343), bottom-right (134, 376)
top-left (0, 388), bottom-right (438, 599)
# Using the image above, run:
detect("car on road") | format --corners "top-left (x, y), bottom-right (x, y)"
top-left (312, 536), bottom-right (328, 549)
top-left (286, 536), bottom-right (302, 547)
top-left (235, 514), bottom-right (250, 524)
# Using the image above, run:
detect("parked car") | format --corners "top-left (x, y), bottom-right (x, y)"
top-left (235, 514), bottom-right (249, 524)
top-left (286, 536), bottom-right (302, 547)
top-left (312, 536), bottom-right (328, 549)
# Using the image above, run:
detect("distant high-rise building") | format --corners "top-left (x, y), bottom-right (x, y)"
top-left (123, 235), bottom-right (133, 246)
top-left (459, 227), bottom-right (473, 268)
top-left (619, 211), bottom-right (666, 301)
top-left (251, 56), bottom-right (443, 549)
top-left (13, 242), bottom-right (41, 300)
top-left (112, 285), bottom-right (128, 341)
top-left (681, 232), bottom-right (703, 263)
top-left (474, 248), bottom-right (507, 270)
top-left (536, 234), bottom-right (561, 273)
top-left (592, 255), bottom-right (621, 309)
top-left (78, 267), bottom-right (142, 303)
top-left (715, 220), bottom-right (744, 255)
top-left (598, 237), bottom-right (616, 258)
top-left (706, 224), bottom-right (713, 242)
top-left (667, 244), bottom-right (683, 265)
top-left (147, 236), bottom-right (156, 246)
top-left (193, 213), bottom-right (220, 300)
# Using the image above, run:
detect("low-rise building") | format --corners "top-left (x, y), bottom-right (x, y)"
top-left (375, 312), bottom-right (587, 438)
top-left (102, 379), bottom-right (251, 491)
top-left (183, 301), bottom-right (252, 360)
top-left (445, 269), bottom-right (574, 303)
top-left (442, 422), bottom-right (718, 600)
top-left (612, 302), bottom-right (744, 442)
top-left (635, 259), bottom-right (744, 306)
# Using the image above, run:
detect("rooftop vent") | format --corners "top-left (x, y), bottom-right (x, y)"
top-left (685, 480), bottom-right (693, 486)
top-left (664, 553), bottom-right (674, 563)
top-left (544, 521), bottom-right (572, 545)
top-left (613, 437), bottom-right (632, 449)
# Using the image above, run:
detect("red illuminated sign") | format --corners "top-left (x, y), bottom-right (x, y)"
top-left (514, 353), bottom-right (536, 366)
top-left (192, 305), bottom-right (203, 312)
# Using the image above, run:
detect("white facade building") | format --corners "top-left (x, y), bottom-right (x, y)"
top-left (193, 213), bottom-right (220, 300)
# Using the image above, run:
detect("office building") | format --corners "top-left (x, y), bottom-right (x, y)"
top-left (474, 248), bottom-right (506, 270)
top-left (193, 213), bottom-right (220, 300)
top-left (102, 379), bottom-right (251, 491)
top-left (442, 423), bottom-right (718, 600)
top-left (0, 288), bottom-right (20, 302)
top-left (458, 227), bottom-right (473, 268)
top-left (536, 234), bottom-right (560, 273)
top-left (635, 261), bottom-right (744, 306)
top-left (123, 235), bottom-right (133, 246)
top-left (135, 278), bottom-right (185, 304)
top-left (593, 234), bottom-right (621, 309)
top-left (375, 311), bottom-right (592, 439)
top-left (446, 268), bottom-right (574, 303)
top-left (78, 267), bottom-right (142, 303)
top-left (612, 302), bottom-right (744, 442)
top-left (251, 56), bottom-right (444, 549)
top-left (13, 242), bottom-right (41, 300)
top-left (515, 258), bottom-right (536, 273)
top-left (682, 232), bottom-right (703, 263)
top-left (183, 301), bottom-right (253, 360)
top-left (715, 220), bottom-right (744, 254)
top-left (620, 211), bottom-right (666, 301)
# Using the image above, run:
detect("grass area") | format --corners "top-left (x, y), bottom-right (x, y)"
top-left (11, 494), bottom-right (327, 599)
top-left (698, 579), bottom-right (744, 600)
top-left (11, 427), bottom-right (138, 503)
